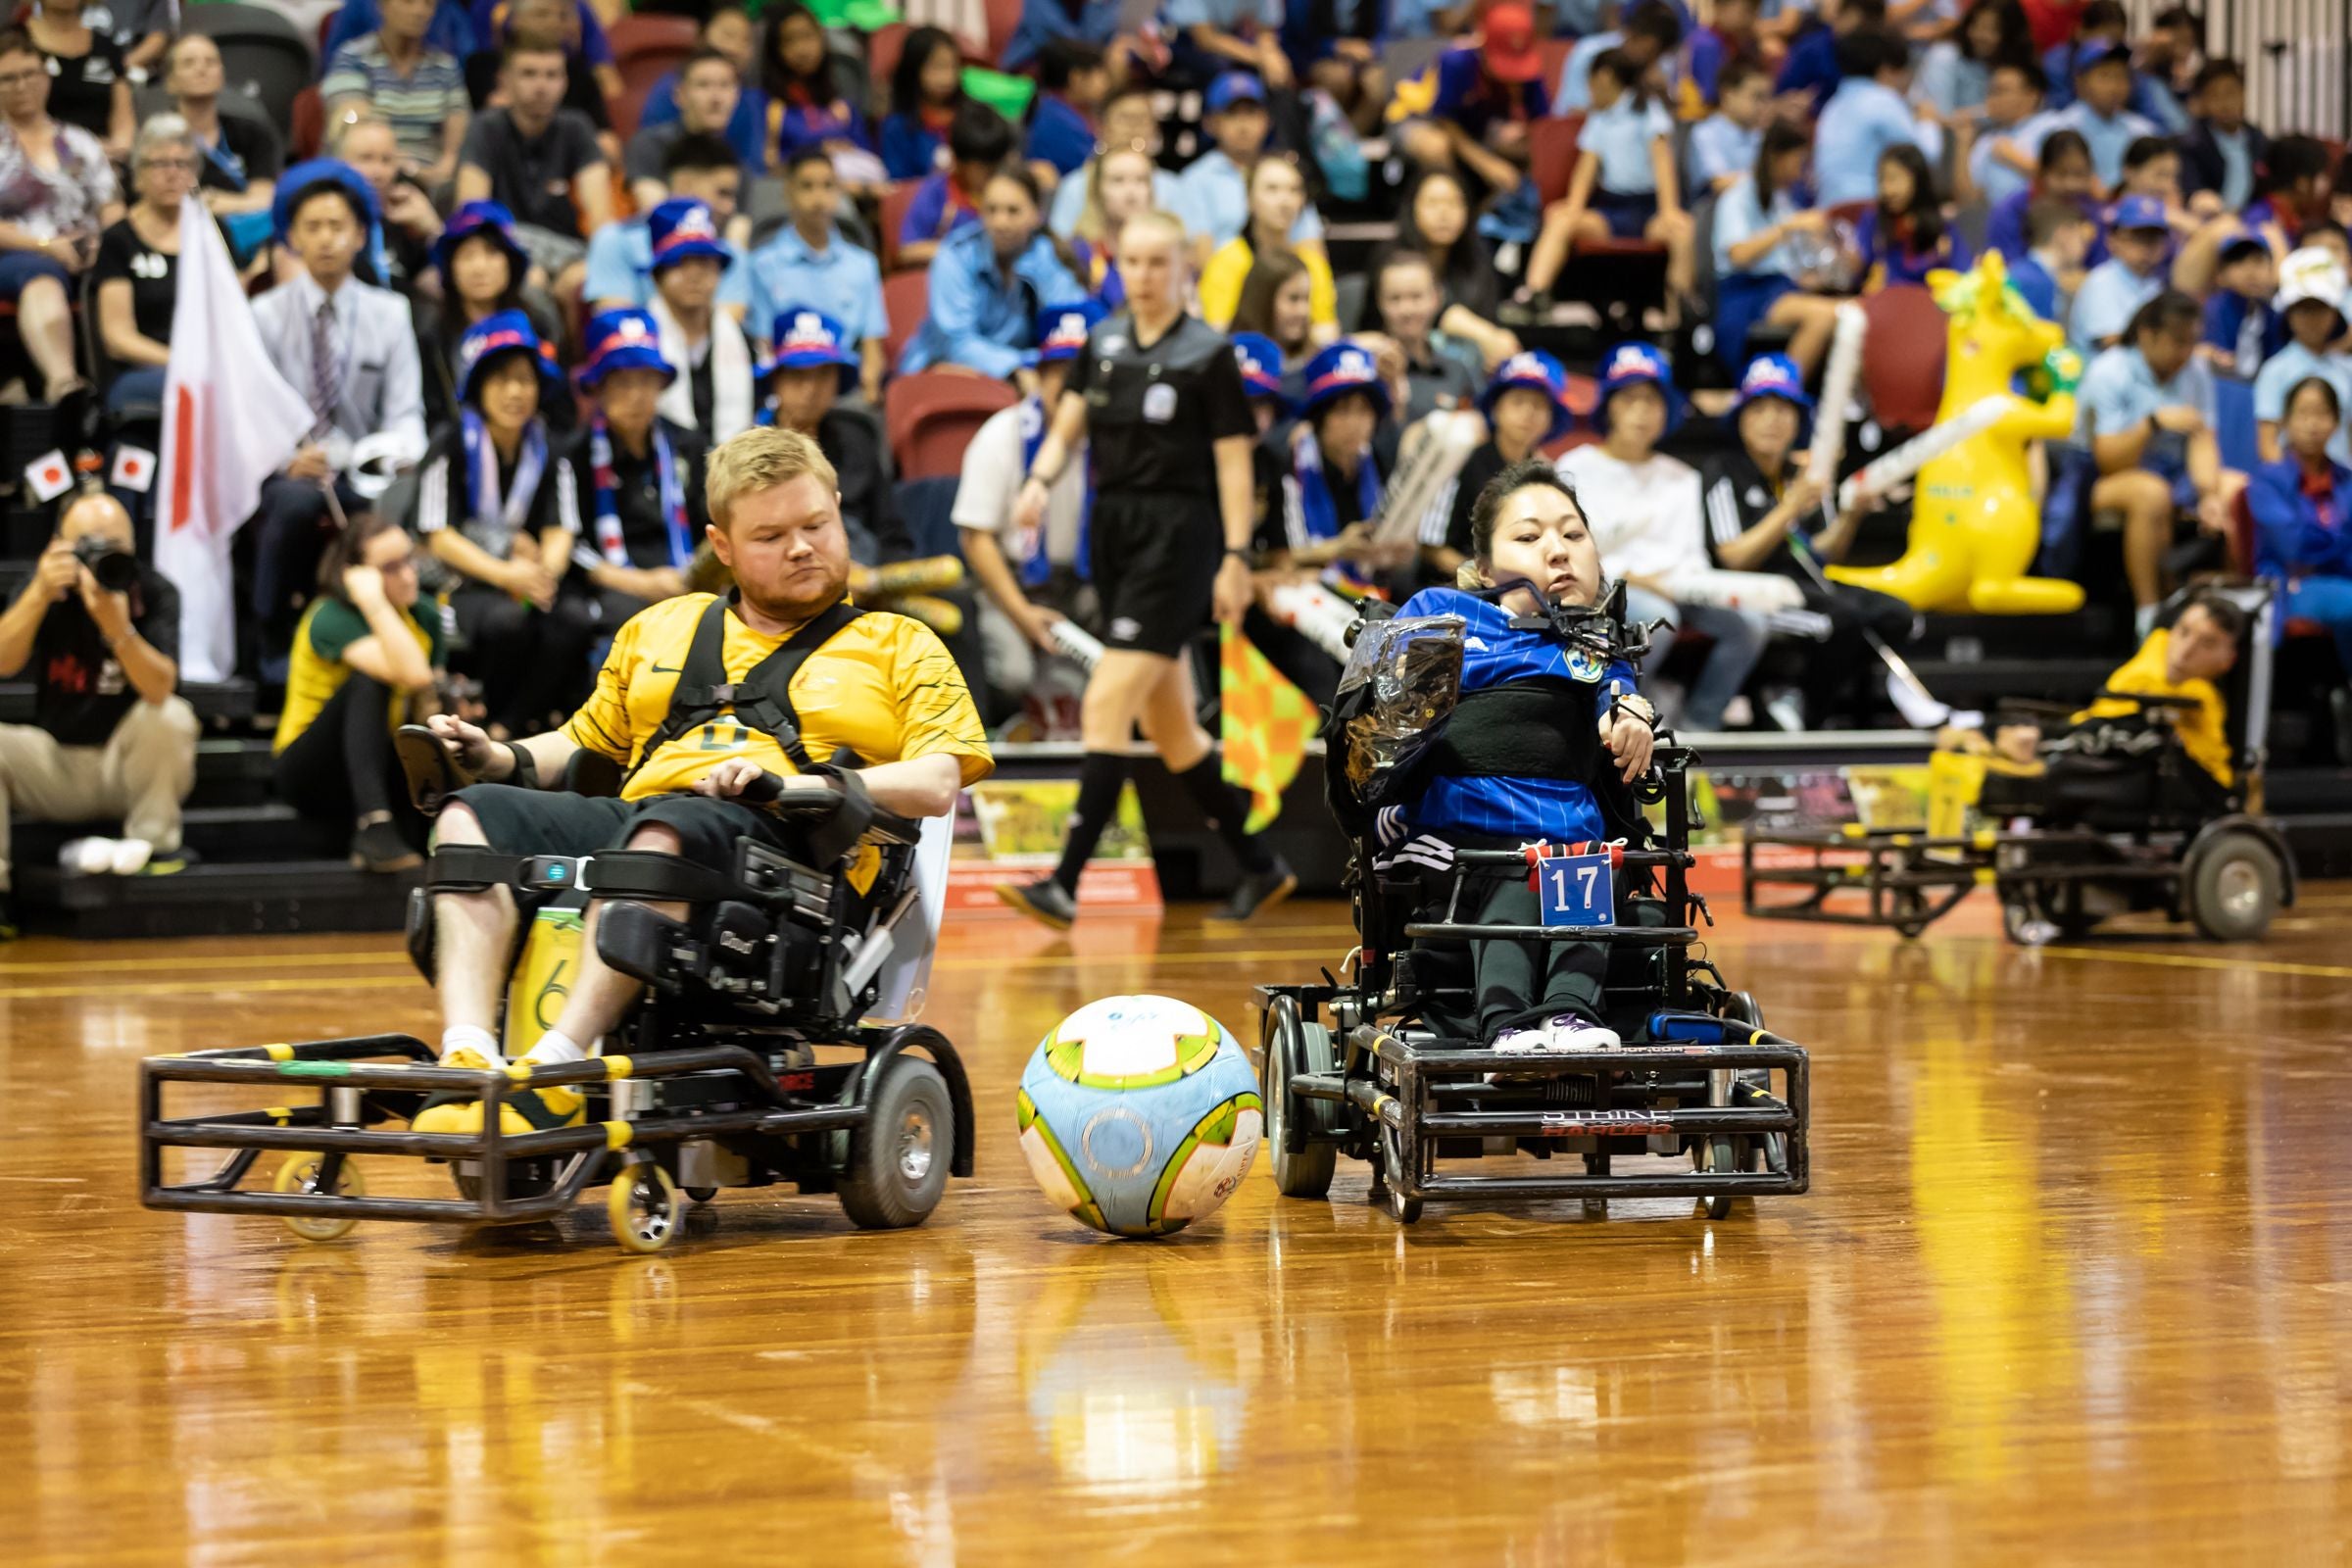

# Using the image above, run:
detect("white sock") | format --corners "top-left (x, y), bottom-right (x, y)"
top-left (524, 1030), bottom-right (586, 1067)
top-left (440, 1024), bottom-right (502, 1065)
top-left (2134, 603), bottom-right (2158, 641)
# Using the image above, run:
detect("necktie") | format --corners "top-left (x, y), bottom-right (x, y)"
top-left (310, 296), bottom-right (345, 438)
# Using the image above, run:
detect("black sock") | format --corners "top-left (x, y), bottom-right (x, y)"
top-left (1174, 754), bottom-right (1276, 874)
top-left (1052, 751), bottom-right (1128, 893)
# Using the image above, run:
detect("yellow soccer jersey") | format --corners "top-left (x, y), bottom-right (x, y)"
top-left (2074, 628), bottom-right (2232, 787)
top-left (562, 593), bottom-right (994, 801)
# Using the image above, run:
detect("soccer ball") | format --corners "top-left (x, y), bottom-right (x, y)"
top-left (1016, 995), bottom-right (1263, 1238)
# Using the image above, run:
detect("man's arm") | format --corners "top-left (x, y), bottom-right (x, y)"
top-left (573, 156), bottom-right (615, 235)
top-left (0, 540), bottom-right (69, 676)
top-left (453, 162), bottom-right (493, 207)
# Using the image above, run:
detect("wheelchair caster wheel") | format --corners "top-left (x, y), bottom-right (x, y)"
top-left (274, 1153), bottom-right (363, 1242)
top-left (1378, 1120), bottom-right (1422, 1224)
top-left (685, 1187), bottom-right (717, 1203)
top-left (609, 1161), bottom-right (683, 1253)
top-left (1702, 1136), bottom-right (1757, 1221)
top-left (838, 1055), bottom-right (953, 1230)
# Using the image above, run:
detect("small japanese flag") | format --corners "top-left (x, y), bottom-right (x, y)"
top-left (110, 444), bottom-right (156, 494)
top-left (24, 449), bottom-right (70, 501)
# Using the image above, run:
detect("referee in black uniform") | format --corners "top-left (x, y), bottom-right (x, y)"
top-left (999, 209), bottom-right (1295, 929)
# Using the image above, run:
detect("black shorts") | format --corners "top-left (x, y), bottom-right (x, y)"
top-left (1089, 491), bottom-right (1221, 658)
top-left (447, 784), bottom-right (799, 907)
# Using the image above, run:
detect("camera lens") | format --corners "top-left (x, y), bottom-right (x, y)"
top-left (73, 535), bottom-right (138, 593)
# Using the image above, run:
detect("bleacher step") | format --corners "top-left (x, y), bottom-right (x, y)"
top-left (16, 858), bottom-right (417, 940)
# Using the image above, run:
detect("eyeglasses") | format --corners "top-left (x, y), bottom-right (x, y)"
top-left (142, 155), bottom-right (197, 172)
top-left (0, 70), bottom-right (46, 87)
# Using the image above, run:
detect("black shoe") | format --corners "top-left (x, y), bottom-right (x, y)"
top-left (1210, 857), bottom-right (1297, 923)
top-left (2332, 688), bottom-right (2352, 768)
top-left (350, 818), bottom-right (423, 874)
top-left (0, 891), bottom-right (17, 942)
top-left (997, 876), bottom-right (1077, 930)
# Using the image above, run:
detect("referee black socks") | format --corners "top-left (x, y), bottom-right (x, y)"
top-left (1053, 751), bottom-right (1130, 894)
top-left (1174, 755), bottom-right (1276, 875)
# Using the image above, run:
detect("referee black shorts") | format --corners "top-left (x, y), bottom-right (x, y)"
top-left (446, 784), bottom-right (802, 912)
top-left (1089, 492), bottom-right (1222, 659)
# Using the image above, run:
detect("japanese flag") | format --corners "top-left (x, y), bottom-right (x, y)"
top-left (111, 443), bottom-right (156, 494)
top-left (24, 449), bottom-right (70, 501)
top-left (156, 193), bottom-right (315, 683)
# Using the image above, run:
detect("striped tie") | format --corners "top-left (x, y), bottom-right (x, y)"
top-left (310, 297), bottom-right (345, 439)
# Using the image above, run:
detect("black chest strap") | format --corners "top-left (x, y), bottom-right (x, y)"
top-left (625, 592), bottom-right (865, 786)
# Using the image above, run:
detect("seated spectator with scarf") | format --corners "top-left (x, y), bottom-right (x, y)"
top-left (954, 301), bottom-right (1106, 715)
top-left (645, 197), bottom-right (758, 444)
top-left (760, 310), bottom-right (905, 564)
top-left (410, 311), bottom-right (597, 738)
top-left (582, 132), bottom-right (751, 318)
top-left (554, 308), bottom-right (709, 629)
top-left (1266, 340), bottom-right (1406, 589)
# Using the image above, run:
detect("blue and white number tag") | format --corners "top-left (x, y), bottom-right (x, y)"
top-left (1537, 852), bottom-right (1615, 927)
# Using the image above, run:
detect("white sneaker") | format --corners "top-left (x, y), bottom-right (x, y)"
top-left (109, 838), bottom-right (153, 875)
top-left (1492, 1027), bottom-right (1546, 1054)
top-left (1542, 1014), bottom-right (1622, 1053)
top-left (62, 837), bottom-right (117, 875)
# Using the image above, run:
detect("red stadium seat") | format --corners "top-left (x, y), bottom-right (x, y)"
top-left (886, 369), bottom-right (1019, 479)
top-left (289, 84), bottom-right (323, 163)
top-left (882, 269), bottom-right (931, 368)
top-left (868, 23), bottom-right (910, 103)
top-left (1537, 37), bottom-right (1571, 91)
top-left (1860, 284), bottom-right (1948, 431)
top-left (1530, 113), bottom-right (1583, 206)
top-left (983, 0), bottom-right (1022, 65)
top-left (878, 180), bottom-right (924, 273)
top-left (608, 14), bottom-right (699, 100)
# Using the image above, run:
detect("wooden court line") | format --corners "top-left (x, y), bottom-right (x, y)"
top-left (2033, 946), bottom-right (2352, 981)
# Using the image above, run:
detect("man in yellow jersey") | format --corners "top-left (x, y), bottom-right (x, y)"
top-left (410, 426), bottom-right (992, 1133)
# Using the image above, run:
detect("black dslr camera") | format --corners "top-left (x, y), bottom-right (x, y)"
top-left (72, 533), bottom-right (138, 593)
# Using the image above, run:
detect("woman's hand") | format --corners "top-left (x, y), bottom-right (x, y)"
top-left (501, 559), bottom-right (557, 608)
top-left (343, 563), bottom-right (387, 608)
top-left (1599, 704), bottom-right (1655, 783)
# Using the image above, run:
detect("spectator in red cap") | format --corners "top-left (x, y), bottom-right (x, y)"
top-left (1387, 3), bottom-right (1549, 206)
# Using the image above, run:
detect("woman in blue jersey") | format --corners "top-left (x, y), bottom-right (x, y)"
top-left (1384, 458), bottom-right (1658, 1054)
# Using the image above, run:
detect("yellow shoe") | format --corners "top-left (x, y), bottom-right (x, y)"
top-left (411, 1050), bottom-right (587, 1136)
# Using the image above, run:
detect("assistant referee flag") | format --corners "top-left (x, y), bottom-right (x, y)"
top-left (156, 193), bottom-right (314, 683)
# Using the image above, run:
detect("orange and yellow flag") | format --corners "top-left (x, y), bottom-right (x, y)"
top-left (1219, 625), bottom-right (1315, 833)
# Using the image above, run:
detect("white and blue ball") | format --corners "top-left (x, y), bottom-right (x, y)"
top-left (1016, 994), bottom-right (1263, 1238)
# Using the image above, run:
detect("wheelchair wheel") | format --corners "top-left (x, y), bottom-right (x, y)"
top-left (2188, 830), bottom-right (2283, 942)
top-left (273, 1153), bottom-right (363, 1243)
top-left (1701, 1137), bottom-right (1760, 1221)
top-left (838, 1055), bottom-right (954, 1230)
top-left (1713, 993), bottom-right (1790, 1184)
top-left (1378, 1118), bottom-right (1422, 1224)
top-left (1261, 996), bottom-right (1339, 1200)
top-left (609, 1159), bottom-right (683, 1253)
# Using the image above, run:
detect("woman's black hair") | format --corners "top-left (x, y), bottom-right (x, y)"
top-left (435, 233), bottom-right (524, 358)
top-left (2127, 288), bottom-right (2203, 343)
top-left (1467, 458), bottom-right (1582, 564)
top-left (947, 98), bottom-right (1014, 165)
top-left (889, 24), bottom-right (961, 117)
top-left (1753, 121), bottom-right (1810, 209)
top-left (1958, 0), bottom-right (2033, 64)
top-left (1590, 47), bottom-right (1647, 110)
top-left (2261, 133), bottom-right (2331, 199)
top-left (2036, 127), bottom-right (2091, 176)
top-left (2284, 373), bottom-right (2343, 423)
top-left (760, 2), bottom-right (840, 106)
top-left (1877, 142), bottom-right (1943, 254)
top-left (2180, 589), bottom-right (2249, 642)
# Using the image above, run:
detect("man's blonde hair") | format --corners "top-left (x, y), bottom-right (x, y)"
top-left (705, 425), bottom-right (840, 530)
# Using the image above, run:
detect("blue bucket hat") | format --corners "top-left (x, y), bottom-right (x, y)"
top-left (1595, 339), bottom-right (1679, 433)
top-left (1731, 352), bottom-right (1814, 422)
top-left (271, 158), bottom-right (380, 249)
top-left (430, 199), bottom-right (531, 285)
top-left (2110, 194), bottom-right (2169, 233)
top-left (457, 308), bottom-right (564, 404)
top-left (1206, 70), bottom-right (1267, 112)
top-left (577, 307), bottom-right (675, 390)
top-left (649, 197), bottom-right (732, 273)
top-left (760, 308), bottom-right (858, 392)
top-left (1299, 339), bottom-right (1392, 421)
top-left (1230, 331), bottom-right (1289, 407)
top-left (1037, 298), bottom-right (1107, 364)
top-left (2073, 39), bottom-right (2132, 75)
top-left (1477, 348), bottom-right (1573, 443)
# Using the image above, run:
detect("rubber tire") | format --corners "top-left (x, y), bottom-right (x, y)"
top-left (2188, 832), bottom-right (2283, 943)
top-left (1704, 1136), bottom-right (1759, 1221)
top-left (838, 1056), bottom-right (954, 1230)
top-left (1379, 1118), bottom-right (1422, 1224)
top-left (1263, 1000), bottom-right (1339, 1200)
top-left (608, 1160), bottom-right (682, 1253)
top-left (275, 1153), bottom-right (362, 1243)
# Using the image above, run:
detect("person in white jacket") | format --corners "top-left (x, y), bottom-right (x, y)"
top-left (1555, 342), bottom-right (1767, 730)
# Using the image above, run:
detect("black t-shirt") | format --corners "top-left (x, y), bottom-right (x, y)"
top-left (464, 49), bottom-right (612, 129)
top-left (93, 218), bottom-right (176, 348)
top-left (814, 407), bottom-right (906, 564)
top-left (1253, 417), bottom-right (1399, 554)
top-left (195, 113), bottom-right (284, 198)
top-left (39, 34), bottom-right (123, 143)
top-left (30, 564), bottom-right (178, 746)
top-left (1698, 443), bottom-right (1810, 584)
top-left (1065, 313), bottom-right (1255, 497)
top-left (458, 108), bottom-right (604, 236)
top-left (410, 418), bottom-right (564, 557)
top-left (558, 416), bottom-right (710, 568)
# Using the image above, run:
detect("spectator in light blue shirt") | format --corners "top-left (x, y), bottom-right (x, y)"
top-left (900, 167), bottom-right (1088, 379)
top-left (744, 149), bottom-right (889, 398)
top-left (2050, 42), bottom-right (2156, 190)
top-left (2251, 250), bottom-right (2352, 465)
top-left (1687, 58), bottom-right (1769, 198)
top-left (1555, 0), bottom-right (1684, 112)
top-left (1813, 28), bottom-right (1937, 206)
top-left (1965, 59), bottom-right (2050, 208)
top-left (582, 134), bottom-right (753, 317)
top-left (2070, 196), bottom-right (2171, 351)
top-left (1047, 83), bottom-right (1196, 239)
top-left (1174, 73), bottom-right (1327, 251)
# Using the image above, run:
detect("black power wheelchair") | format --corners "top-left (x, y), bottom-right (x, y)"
top-left (138, 736), bottom-right (976, 1253)
top-left (1741, 582), bottom-right (2297, 946)
top-left (1254, 589), bottom-right (1811, 1225)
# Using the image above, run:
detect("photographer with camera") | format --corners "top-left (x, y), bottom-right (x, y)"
top-left (0, 492), bottom-right (197, 937)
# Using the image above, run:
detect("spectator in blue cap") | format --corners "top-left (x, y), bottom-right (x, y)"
top-left (585, 133), bottom-right (753, 320)
top-left (1702, 354), bottom-right (1916, 727)
top-left (900, 164), bottom-right (1087, 384)
top-left (1558, 342), bottom-right (1766, 731)
top-left (555, 308), bottom-right (708, 629)
top-left (762, 309), bottom-right (905, 564)
top-left (2048, 37), bottom-right (2156, 190)
top-left (409, 309), bottom-right (594, 739)
top-left (249, 162), bottom-right (428, 667)
top-left (1175, 71), bottom-right (1328, 255)
top-left (645, 197), bottom-right (757, 444)
top-left (956, 298), bottom-right (1109, 714)
top-left (2071, 194), bottom-right (2171, 351)
top-left (426, 200), bottom-right (564, 429)
top-left (2199, 228), bottom-right (2283, 378)
top-left (1268, 341), bottom-right (1407, 584)
top-left (1426, 348), bottom-right (1572, 579)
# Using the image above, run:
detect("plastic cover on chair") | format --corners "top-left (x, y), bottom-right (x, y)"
top-left (1333, 612), bottom-right (1467, 797)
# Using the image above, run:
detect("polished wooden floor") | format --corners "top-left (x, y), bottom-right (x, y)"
top-left (9, 889), bottom-right (2352, 1566)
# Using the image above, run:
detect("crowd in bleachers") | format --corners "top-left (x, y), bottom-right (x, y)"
top-left (1, 0), bottom-right (2351, 918)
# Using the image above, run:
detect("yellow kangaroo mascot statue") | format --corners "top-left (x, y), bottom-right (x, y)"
top-left (1828, 251), bottom-right (2085, 613)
